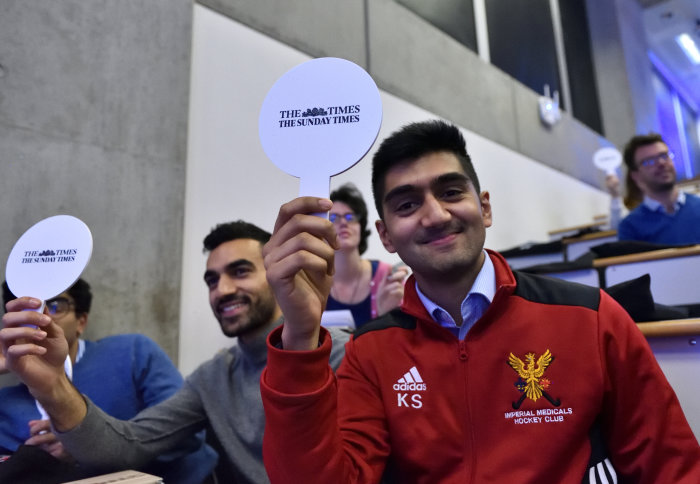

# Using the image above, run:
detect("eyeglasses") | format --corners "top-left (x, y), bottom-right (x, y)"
top-left (45, 297), bottom-right (74, 318)
top-left (329, 213), bottom-right (359, 224)
top-left (637, 151), bottom-right (674, 169)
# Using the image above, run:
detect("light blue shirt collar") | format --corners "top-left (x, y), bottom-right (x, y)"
top-left (415, 251), bottom-right (496, 338)
top-left (642, 191), bottom-right (685, 214)
top-left (76, 338), bottom-right (86, 364)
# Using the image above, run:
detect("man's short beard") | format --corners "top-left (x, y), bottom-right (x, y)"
top-left (220, 288), bottom-right (277, 338)
top-left (656, 180), bottom-right (676, 193)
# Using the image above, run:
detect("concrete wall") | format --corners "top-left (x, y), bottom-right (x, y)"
top-left (586, 0), bottom-right (659, 148)
top-left (0, 0), bottom-right (193, 360)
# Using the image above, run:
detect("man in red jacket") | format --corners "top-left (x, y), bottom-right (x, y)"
top-left (261, 119), bottom-right (700, 483)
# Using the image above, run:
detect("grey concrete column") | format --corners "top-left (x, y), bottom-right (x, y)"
top-left (0, 0), bottom-right (194, 360)
top-left (586, 0), bottom-right (659, 148)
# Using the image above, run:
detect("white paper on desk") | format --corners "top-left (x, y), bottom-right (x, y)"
top-left (321, 309), bottom-right (355, 330)
top-left (62, 469), bottom-right (163, 483)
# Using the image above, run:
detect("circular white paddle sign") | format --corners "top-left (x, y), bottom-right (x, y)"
top-left (6, 215), bottom-right (93, 301)
top-left (593, 147), bottom-right (622, 175)
top-left (259, 57), bottom-right (382, 199)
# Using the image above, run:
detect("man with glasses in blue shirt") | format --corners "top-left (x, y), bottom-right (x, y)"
top-left (0, 279), bottom-right (217, 483)
top-left (617, 133), bottom-right (700, 244)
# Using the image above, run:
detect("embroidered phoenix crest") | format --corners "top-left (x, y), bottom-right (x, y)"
top-left (508, 349), bottom-right (560, 409)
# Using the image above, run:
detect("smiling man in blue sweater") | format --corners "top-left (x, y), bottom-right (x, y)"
top-left (618, 133), bottom-right (700, 244)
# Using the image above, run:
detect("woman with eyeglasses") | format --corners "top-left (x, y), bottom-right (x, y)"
top-left (324, 183), bottom-right (408, 330)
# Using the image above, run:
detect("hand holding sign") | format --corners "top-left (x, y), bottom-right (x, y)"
top-left (259, 57), bottom-right (382, 200)
top-left (4, 215), bottom-right (92, 417)
top-left (6, 215), bottom-right (93, 314)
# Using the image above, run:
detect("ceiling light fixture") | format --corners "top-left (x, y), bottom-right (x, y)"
top-left (676, 33), bottom-right (700, 65)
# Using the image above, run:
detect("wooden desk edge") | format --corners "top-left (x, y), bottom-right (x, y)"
top-left (548, 221), bottom-right (607, 237)
top-left (637, 319), bottom-right (700, 337)
top-left (562, 230), bottom-right (617, 245)
top-left (593, 244), bottom-right (700, 268)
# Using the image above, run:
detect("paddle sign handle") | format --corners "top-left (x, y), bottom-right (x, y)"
top-left (298, 173), bottom-right (332, 218)
top-left (23, 300), bottom-right (46, 314)
top-left (20, 300), bottom-right (45, 330)
top-left (299, 172), bottom-right (331, 201)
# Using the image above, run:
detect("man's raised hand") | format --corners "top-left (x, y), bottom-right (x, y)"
top-left (0, 297), bottom-right (69, 400)
top-left (263, 197), bottom-right (338, 351)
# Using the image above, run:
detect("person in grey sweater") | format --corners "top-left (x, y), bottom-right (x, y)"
top-left (0, 220), bottom-right (350, 483)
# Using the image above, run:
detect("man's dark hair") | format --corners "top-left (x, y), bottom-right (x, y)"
top-left (623, 133), bottom-right (665, 172)
top-left (67, 279), bottom-right (92, 316)
top-left (3, 278), bottom-right (92, 316)
top-left (371, 120), bottom-right (480, 217)
top-left (330, 183), bottom-right (372, 255)
top-left (203, 220), bottom-right (271, 253)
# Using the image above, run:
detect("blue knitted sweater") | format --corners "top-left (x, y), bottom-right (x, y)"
top-left (617, 192), bottom-right (700, 245)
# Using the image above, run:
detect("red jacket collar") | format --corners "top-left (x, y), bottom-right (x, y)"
top-left (399, 249), bottom-right (517, 321)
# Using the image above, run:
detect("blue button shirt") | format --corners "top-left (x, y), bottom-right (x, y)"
top-left (642, 191), bottom-right (685, 215)
top-left (416, 251), bottom-right (496, 340)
